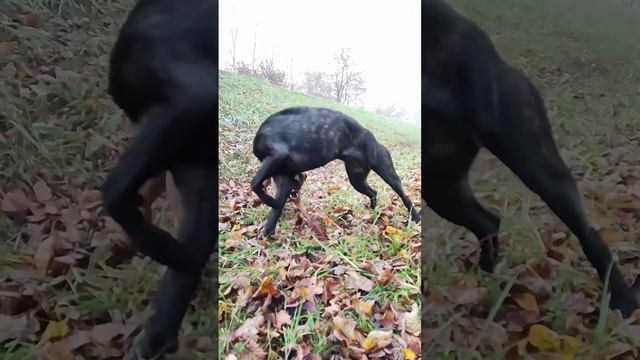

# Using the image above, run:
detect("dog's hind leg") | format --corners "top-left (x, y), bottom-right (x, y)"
top-left (126, 164), bottom-right (216, 360)
top-left (424, 142), bottom-right (501, 271)
top-left (345, 160), bottom-right (377, 208)
top-left (251, 145), bottom-right (288, 209)
top-left (262, 175), bottom-right (296, 237)
top-left (479, 83), bottom-right (639, 317)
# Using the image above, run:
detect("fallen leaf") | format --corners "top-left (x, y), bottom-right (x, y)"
top-left (332, 315), bottom-right (357, 342)
top-left (34, 237), bottom-right (57, 275)
top-left (91, 322), bottom-right (123, 344)
top-left (560, 335), bottom-right (577, 360)
top-left (255, 277), bottom-right (278, 297)
top-left (379, 309), bottom-right (395, 328)
top-left (403, 348), bottom-right (416, 360)
top-left (513, 292), bottom-right (539, 313)
top-left (362, 329), bottom-right (392, 351)
top-left (403, 303), bottom-right (420, 336)
top-left (33, 181), bottom-right (53, 202)
top-left (275, 310), bottom-right (291, 329)
top-left (600, 228), bottom-right (623, 244)
top-left (528, 324), bottom-right (560, 351)
top-left (346, 271), bottom-right (374, 292)
top-left (41, 319), bottom-right (69, 342)
top-left (231, 314), bottom-right (264, 341)
top-left (353, 299), bottom-right (374, 320)
top-left (79, 190), bottom-right (102, 209)
top-left (1, 189), bottom-right (30, 217)
top-left (377, 270), bottom-right (393, 285)
top-left (219, 302), bottom-right (227, 321)
top-left (22, 13), bottom-right (44, 28)
top-left (0, 315), bottom-right (27, 342)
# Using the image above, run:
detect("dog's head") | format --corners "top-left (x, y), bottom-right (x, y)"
top-left (260, 173), bottom-right (307, 200)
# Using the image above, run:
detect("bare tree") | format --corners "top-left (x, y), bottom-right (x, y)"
top-left (230, 28), bottom-right (238, 69)
top-left (257, 59), bottom-right (287, 86)
top-left (375, 105), bottom-right (408, 122)
top-left (332, 48), bottom-right (366, 105)
top-left (299, 71), bottom-right (333, 99)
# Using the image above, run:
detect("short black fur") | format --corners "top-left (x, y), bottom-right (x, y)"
top-left (101, 0), bottom-right (218, 357)
top-left (422, 0), bottom-right (638, 317)
top-left (252, 106), bottom-right (421, 237)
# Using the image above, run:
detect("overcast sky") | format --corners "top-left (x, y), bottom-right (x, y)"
top-left (219, 0), bottom-right (420, 123)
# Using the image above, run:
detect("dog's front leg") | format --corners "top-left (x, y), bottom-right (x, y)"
top-left (262, 175), bottom-right (296, 237)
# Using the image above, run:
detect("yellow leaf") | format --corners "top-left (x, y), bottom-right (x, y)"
top-left (218, 302), bottom-right (227, 321)
top-left (362, 337), bottom-right (377, 350)
top-left (528, 324), bottom-right (561, 351)
top-left (398, 249), bottom-right (409, 259)
top-left (232, 224), bottom-right (241, 231)
top-left (362, 330), bottom-right (393, 350)
top-left (560, 335), bottom-right (577, 360)
top-left (42, 319), bottom-right (69, 341)
top-left (403, 348), bottom-right (416, 360)
top-left (278, 267), bottom-right (288, 280)
top-left (513, 292), bottom-right (539, 312)
top-left (385, 225), bottom-right (400, 235)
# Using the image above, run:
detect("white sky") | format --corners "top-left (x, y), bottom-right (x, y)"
top-left (219, 0), bottom-right (421, 123)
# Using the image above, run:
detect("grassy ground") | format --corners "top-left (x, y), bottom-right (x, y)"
top-left (424, 0), bottom-right (640, 359)
top-left (0, 1), bottom-right (219, 358)
top-left (218, 71), bottom-right (422, 358)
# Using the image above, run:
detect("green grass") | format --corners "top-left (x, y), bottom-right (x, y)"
top-left (425, 0), bottom-right (640, 358)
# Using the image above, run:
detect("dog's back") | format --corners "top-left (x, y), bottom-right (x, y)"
top-left (109, 0), bottom-right (217, 122)
top-left (253, 106), bottom-right (369, 164)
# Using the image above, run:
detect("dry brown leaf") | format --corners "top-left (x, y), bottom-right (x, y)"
top-left (452, 287), bottom-right (487, 305)
top-left (231, 314), bottom-right (264, 341)
top-left (34, 237), bottom-right (57, 275)
top-left (22, 13), bottom-right (45, 28)
top-left (90, 322), bottom-right (123, 345)
top-left (353, 299), bottom-right (374, 320)
top-left (346, 271), bottom-right (374, 292)
top-left (49, 331), bottom-right (91, 354)
top-left (403, 303), bottom-right (420, 336)
top-left (79, 190), bottom-right (102, 209)
top-left (513, 292), bottom-right (539, 313)
top-left (33, 180), bottom-right (53, 202)
top-left (599, 228), bottom-right (624, 244)
top-left (255, 277), bottom-right (278, 297)
top-left (40, 341), bottom-right (74, 360)
top-left (0, 315), bottom-right (28, 343)
top-left (332, 315), bottom-right (357, 342)
top-left (377, 269), bottom-right (393, 285)
top-left (1, 190), bottom-right (30, 217)
top-left (275, 310), bottom-right (292, 329)
top-left (379, 309), bottom-right (395, 328)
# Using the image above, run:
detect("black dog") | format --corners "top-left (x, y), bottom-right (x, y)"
top-left (422, 0), bottom-right (639, 317)
top-left (252, 106), bottom-right (421, 237)
top-left (101, 0), bottom-right (217, 358)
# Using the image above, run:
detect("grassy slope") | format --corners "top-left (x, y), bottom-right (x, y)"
top-left (218, 71), bottom-right (422, 357)
top-left (425, 0), bottom-right (640, 359)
